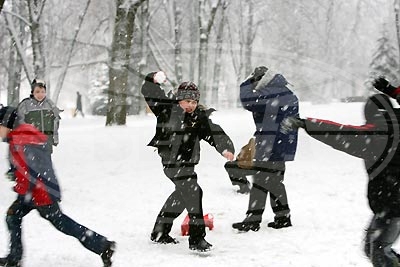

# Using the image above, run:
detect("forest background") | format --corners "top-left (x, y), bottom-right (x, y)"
top-left (0, 0), bottom-right (399, 125)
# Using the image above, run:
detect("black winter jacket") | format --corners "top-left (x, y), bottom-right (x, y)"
top-left (303, 94), bottom-right (400, 217)
top-left (141, 73), bottom-right (235, 165)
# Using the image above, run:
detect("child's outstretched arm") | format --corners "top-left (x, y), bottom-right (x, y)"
top-left (199, 111), bottom-right (235, 159)
top-left (141, 71), bottom-right (174, 116)
top-left (302, 118), bottom-right (384, 159)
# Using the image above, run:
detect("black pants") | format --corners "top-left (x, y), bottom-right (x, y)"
top-left (6, 199), bottom-right (109, 261)
top-left (225, 160), bottom-right (290, 222)
top-left (152, 163), bottom-right (206, 243)
top-left (364, 215), bottom-right (400, 267)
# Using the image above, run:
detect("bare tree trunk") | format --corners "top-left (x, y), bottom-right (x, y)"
top-left (394, 0), bottom-right (400, 67)
top-left (52, 0), bottom-right (91, 105)
top-left (211, 0), bottom-right (227, 106)
top-left (198, 0), bottom-right (220, 104)
top-left (244, 0), bottom-right (253, 75)
top-left (227, 1), bottom-right (245, 108)
top-left (129, 0), bottom-right (149, 115)
top-left (0, 0), bottom-right (5, 13)
top-left (189, 3), bottom-right (198, 82)
top-left (27, 0), bottom-right (47, 82)
top-left (4, 11), bottom-right (32, 87)
top-left (7, 46), bottom-right (21, 106)
top-left (173, 0), bottom-right (183, 82)
top-left (6, 1), bottom-right (26, 106)
top-left (106, 0), bottom-right (146, 126)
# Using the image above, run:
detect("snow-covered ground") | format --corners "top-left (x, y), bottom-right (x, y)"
top-left (0, 102), bottom-right (388, 267)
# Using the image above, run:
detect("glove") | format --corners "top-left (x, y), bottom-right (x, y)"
top-left (372, 76), bottom-right (390, 92)
top-left (5, 168), bottom-right (16, 181)
top-left (53, 136), bottom-right (59, 146)
top-left (153, 71), bottom-right (167, 84)
top-left (252, 66), bottom-right (268, 81)
top-left (280, 117), bottom-right (305, 134)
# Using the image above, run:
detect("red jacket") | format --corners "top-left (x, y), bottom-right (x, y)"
top-left (8, 124), bottom-right (61, 206)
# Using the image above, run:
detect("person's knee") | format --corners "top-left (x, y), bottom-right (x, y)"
top-left (6, 213), bottom-right (19, 227)
top-left (368, 241), bottom-right (398, 265)
top-left (37, 203), bottom-right (61, 221)
top-left (364, 239), bottom-right (372, 258)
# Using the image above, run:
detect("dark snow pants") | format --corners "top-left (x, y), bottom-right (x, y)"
top-left (5, 199), bottom-right (109, 261)
top-left (364, 215), bottom-right (400, 267)
top-left (152, 163), bottom-right (206, 243)
top-left (225, 160), bottom-right (290, 222)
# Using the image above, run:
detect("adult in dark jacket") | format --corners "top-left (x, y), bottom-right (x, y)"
top-left (227, 66), bottom-right (299, 231)
top-left (74, 91), bottom-right (85, 117)
top-left (0, 106), bottom-right (115, 267)
top-left (283, 90), bottom-right (400, 267)
top-left (142, 71), bottom-right (235, 252)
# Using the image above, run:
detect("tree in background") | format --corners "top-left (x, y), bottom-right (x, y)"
top-left (210, 0), bottom-right (227, 106)
top-left (89, 63), bottom-right (109, 115)
top-left (0, 0), bottom-right (397, 116)
top-left (106, 0), bottom-right (146, 126)
top-left (5, 1), bottom-right (26, 106)
top-left (394, 0), bottom-right (400, 65)
top-left (367, 26), bottom-right (400, 92)
top-left (51, 0), bottom-right (91, 105)
top-left (0, 0), bottom-right (4, 13)
top-left (197, 0), bottom-right (220, 103)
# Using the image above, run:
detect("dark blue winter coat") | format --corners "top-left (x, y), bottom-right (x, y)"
top-left (240, 73), bottom-right (299, 161)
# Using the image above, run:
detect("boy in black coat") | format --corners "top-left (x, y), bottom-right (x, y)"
top-left (141, 71), bottom-right (235, 252)
top-left (283, 85), bottom-right (400, 266)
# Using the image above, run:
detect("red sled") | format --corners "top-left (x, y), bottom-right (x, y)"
top-left (181, 213), bottom-right (214, 236)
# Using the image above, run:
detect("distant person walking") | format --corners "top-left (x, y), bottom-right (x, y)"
top-left (74, 91), bottom-right (85, 118)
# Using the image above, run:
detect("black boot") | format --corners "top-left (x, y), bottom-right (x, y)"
top-left (189, 237), bottom-right (213, 252)
top-left (232, 220), bottom-right (260, 232)
top-left (235, 181), bottom-right (251, 194)
top-left (267, 216), bottom-right (292, 229)
top-left (0, 257), bottom-right (21, 267)
top-left (101, 241), bottom-right (116, 267)
top-left (150, 232), bottom-right (179, 244)
top-left (392, 249), bottom-right (400, 261)
top-left (151, 221), bottom-right (178, 244)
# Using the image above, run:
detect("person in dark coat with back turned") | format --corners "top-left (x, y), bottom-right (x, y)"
top-left (282, 78), bottom-right (400, 266)
top-left (227, 66), bottom-right (299, 232)
top-left (141, 71), bottom-right (235, 252)
top-left (0, 106), bottom-right (115, 267)
top-left (74, 91), bottom-right (85, 117)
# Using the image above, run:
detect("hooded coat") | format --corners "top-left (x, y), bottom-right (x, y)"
top-left (8, 124), bottom-right (61, 206)
top-left (303, 94), bottom-right (400, 217)
top-left (240, 72), bottom-right (299, 161)
top-left (141, 72), bottom-right (234, 165)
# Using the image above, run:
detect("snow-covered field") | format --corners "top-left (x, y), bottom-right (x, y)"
top-left (0, 102), bottom-right (388, 267)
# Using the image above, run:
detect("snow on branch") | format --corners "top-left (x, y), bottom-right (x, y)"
top-left (1, 10), bottom-right (31, 26)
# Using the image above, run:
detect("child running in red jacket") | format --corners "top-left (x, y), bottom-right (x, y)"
top-left (0, 106), bottom-right (115, 267)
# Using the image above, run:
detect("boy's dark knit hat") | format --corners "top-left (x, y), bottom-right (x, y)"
top-left (0, 105), bottom-right (17, 129)
top-left (31, 78), bottom-right (46, 93)
top-left (176, 81), bottom-right (200, 101)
